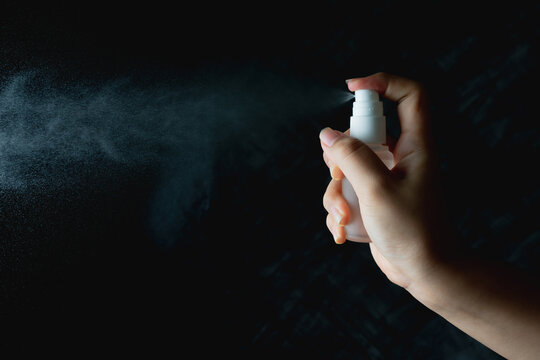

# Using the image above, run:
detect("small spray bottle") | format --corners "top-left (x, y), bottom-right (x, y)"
top-left (342, 89), bottom-right (394, 241)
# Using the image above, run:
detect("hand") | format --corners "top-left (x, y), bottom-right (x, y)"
top-left (320, 72), bottom-right (449, 289)
top-left (320, 73), bottom-right (540, 360)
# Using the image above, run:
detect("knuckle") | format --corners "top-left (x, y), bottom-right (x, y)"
top-left (322, 190), bottom-right (331, 211)
top-left (326, 213), bottom-right (333, 230)
top-left (332, 137), bottom-right (368, 164)
top-left (374, 71), bottom-right (388, 81)
top-left (322, 181), bottom-right (339, 211)
top-left (322, 186), bottom-right (333, 211)
top-left (410, 81), bottom-right (428, 105)
top-left (410, 79), bottom-right (425, 93)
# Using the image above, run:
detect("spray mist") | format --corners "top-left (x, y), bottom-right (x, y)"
top-left (342, 89), bottom-right (394, 241)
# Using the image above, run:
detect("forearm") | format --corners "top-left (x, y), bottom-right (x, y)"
top-left (407, 251), bottom-right (540, 360)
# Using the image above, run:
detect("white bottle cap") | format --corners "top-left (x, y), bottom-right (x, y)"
top-left (350, 89), bottom-right (386, 144)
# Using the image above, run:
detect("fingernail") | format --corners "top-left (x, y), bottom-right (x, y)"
top-left (319, 127), bottom-right (342, 147)
top-left (345, 79), bottom-right (352, 84)
top-left (330, 166), bottom-right (342, 180)
top-left (330, 207), bottom-right (345, 226)
top-left (333, 232), bottom-right (340, 244)
top-left (330, 166), bottom-right (337, 179)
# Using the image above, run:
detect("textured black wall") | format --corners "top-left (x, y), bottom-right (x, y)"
top-left (1, 2), bottom-right (538, 358)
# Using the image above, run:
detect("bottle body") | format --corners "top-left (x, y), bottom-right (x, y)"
top-left (342, 89), bottom-right (393, 241)
top-left (342, 145), bottom-right (394, 242)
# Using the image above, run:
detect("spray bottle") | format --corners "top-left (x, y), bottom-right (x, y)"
top-left (342, 89), bottom-right (394, 241)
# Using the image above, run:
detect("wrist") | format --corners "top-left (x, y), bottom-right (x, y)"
top-left (400, 227), bottom-right (462, 307)
top-left (405, 260), bottom-right (454, 312)
top-left (404, 249), bottom-right (469, 312)
top-left (405, 249), bottom-right (490, 318)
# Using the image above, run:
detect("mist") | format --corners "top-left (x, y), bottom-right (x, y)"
top-left (0, 67), bottom-right (353, 245)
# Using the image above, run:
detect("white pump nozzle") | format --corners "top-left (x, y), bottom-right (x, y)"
top-left (350, 89), bottom-right (386, 144)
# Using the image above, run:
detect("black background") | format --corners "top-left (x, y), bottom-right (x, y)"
top-left (1, 1), bottom-right (538, 358)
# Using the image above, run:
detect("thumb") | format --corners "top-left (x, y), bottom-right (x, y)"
top-left (319, 127), bottom-right (393, 195)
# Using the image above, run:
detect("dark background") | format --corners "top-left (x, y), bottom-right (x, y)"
top-left (1, 1), bottom-right (538, 358)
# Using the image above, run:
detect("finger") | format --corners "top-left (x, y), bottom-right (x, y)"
top-left (347, 72), bottom-right (431, 153)
top-left (330, 166), bottom-right (344, 180)
top-left (386, 133), bottom-right (397, 153)
top-left (322, 151), bottom-right (331, 167)
top-left (326, 213), bottom-right (346, 244)
top-left (320, 128), bottom-right (394, 197)
top-left (323, 151), bottom-right (345, 180)
top-left (320, 129), bottom-right (348, 150)
top-left (322, 179), bottom-right (349, 226)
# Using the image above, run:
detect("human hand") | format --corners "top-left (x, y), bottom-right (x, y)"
top-left (320, 72), bottom-right (449, 289)
top-left (320, 73), bottom-right (540, 360)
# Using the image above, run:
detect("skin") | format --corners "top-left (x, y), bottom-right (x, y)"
top-left (320, 72), bottom-right (540, 359)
